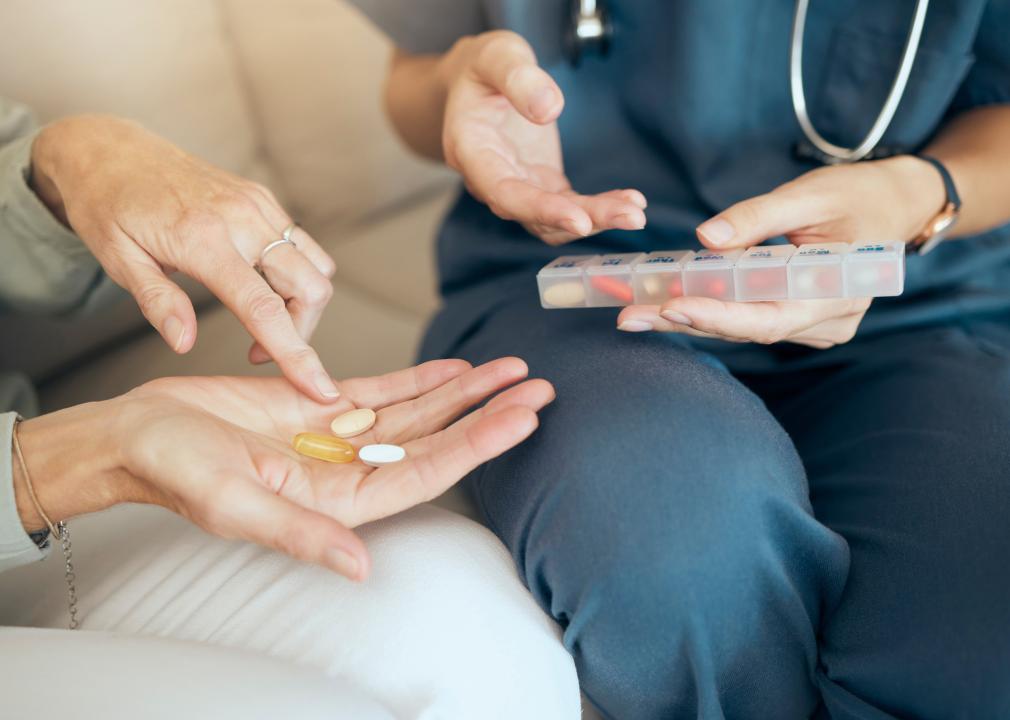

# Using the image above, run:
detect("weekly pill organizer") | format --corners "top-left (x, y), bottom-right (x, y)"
top-left (537, 241), bottom-right (905, 309)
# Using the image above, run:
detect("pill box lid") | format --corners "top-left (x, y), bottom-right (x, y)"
top-left (847, 241), bottom-right (905, 261)
top-left (684, 248), bottom-right (743, 270)
top-left (538, 255), bottom-right (600, 277)
top-left (632, 250), bottom-right (695, 274)
top-left (792, 242), bottom-right (850, 264)
top-left (738, 244), bottom-right (796, 266)
top-left (585, 252), bottom-right (646, 275)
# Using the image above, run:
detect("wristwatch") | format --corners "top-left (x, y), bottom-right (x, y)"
top-left (907, 155), bottom-right (961, 255)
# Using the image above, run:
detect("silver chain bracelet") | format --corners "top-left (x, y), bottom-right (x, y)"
top-left (56, 521), bottom-right (79, 630)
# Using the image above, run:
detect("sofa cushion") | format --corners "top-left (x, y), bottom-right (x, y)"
top-left (221, 0), bottom-right (455, 229)
top-left (0, 0), bottom-right (273, 188)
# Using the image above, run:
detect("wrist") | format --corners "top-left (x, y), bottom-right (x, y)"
top-left (876, 154), bottom-right (948, 241)
top-left (28, 122), bottom-right (71, 225)
top-left (12, 397), bottom-right (133, 533)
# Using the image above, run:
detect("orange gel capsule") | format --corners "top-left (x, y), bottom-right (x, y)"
top-left (293, 433), bottom-right (356, 463)
top-left (590, 275), bottom-right (634, 303)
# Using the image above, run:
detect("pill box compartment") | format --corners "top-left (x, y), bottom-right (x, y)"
top-left (537, 255), bottom-right (600, 309)
top-left (682, 249), bottom-right (743, 301)
top-left (787, 242), bottom-right (849, 300)
top-left (734, 244), bottom-right (795, 301)
top-left (631, 250), bottom-right (694, 304)
top-left (584, 253), bottom-right (645, 307)
top-left (844, 241), bottom-right (905, 298)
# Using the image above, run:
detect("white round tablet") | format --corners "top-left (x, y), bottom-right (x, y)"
top-left (359, 444), bottom-right (406, 468)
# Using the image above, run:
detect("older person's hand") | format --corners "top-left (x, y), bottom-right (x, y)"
top-left (618, 156), bottom-right (946, 348)
top-left (29, 115), bottom-right (340, 401)
top-left (14, 357), bottom-right (553, 581)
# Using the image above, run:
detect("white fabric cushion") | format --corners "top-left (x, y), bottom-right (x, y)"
top-left (0, 503), bottom-right (581, 719)
top-left (0, 627), bottom-right (395, 719)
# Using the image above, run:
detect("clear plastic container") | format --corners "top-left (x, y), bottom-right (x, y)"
top-left (631, 250), bottom-right (694, 304)
top-left (682, 249), bottom-right (743, 301)
top-left (844, 241), bottom-right (905, 297)
top-left (584, 253), bottom-right (645, 307)
top-left (734, 244), bottom-right (796, 301)
top-left (787, 242), bottom-right (849, 300)
top-left (537, 255), bottom-right (599, 309)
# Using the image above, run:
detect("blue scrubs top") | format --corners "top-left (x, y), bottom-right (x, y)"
top-left (351, 0), bottom-right (1010, 357)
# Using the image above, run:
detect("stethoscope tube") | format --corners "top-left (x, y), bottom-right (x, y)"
top-left (789, 0), bottom-right (930, 163)
top-left (567, 0), bottom-right (931, 165)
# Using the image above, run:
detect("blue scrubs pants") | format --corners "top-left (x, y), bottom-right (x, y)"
top-left (436, 288), bottom-right (1010, 720)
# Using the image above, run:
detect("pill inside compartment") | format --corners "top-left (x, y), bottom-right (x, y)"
top-left (682, 249), bottom-right (743, 301)
top-left (734, 244), bottom-right (795, 302)
top-left (844, 241), bottom-right (905, 298)
top-left (631, 250), bottom-right (694, 304)
top-left (584, 253), bottom-right (645, 307)
top-left (537, 255), bottom-right (599, 309)
top-left (787, 242), bottom-right (849, 300)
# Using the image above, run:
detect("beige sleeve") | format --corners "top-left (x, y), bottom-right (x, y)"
top-left (0, 98), bottom-right (103, 316)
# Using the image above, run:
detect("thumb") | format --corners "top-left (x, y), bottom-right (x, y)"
top-left (118, 246), bottom-right (198, 354)
top-left (470, 31), bottom-right (564, 124)
top-left (696, 190), bottom-right (825, 251)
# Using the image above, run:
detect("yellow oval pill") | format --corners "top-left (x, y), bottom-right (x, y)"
top-left (330, 408), bottom-right (377, 439)
top-left (293, 433), bottom-right (356, 463)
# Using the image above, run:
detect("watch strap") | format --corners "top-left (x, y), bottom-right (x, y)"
top-left (917, 155), bottom-right (961, 211)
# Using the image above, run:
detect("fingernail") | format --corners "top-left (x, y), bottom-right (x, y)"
top-left (624, 191), bottom-right (648, 209)
top-left (563, 219), bottom-right (589, 236)
top-left (616, 213), bottom-right (646, 230)
top-left (618, 320), bottom-right (653, 332)
top-left (325, 548), bottom-right (360, 579)
top-left (315, 373), bottom-right (340, 399)
top-left (661, 310), bottom-right (693, 326)
top-left (698, 218), bottom-right (735, 247)
top-left (529, 86), bottom-right (558, 119)
top-left (163, 316), bottom-right (187, 353)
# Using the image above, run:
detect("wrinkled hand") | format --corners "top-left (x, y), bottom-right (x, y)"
top-left (112, 358), bottom-right (553, 580)
top-left (439, 31), bottom-right (647, 244)
top-left (31, 115), bottom-right (340, 401)
top-left (618, 157), bottom-right (944, 348)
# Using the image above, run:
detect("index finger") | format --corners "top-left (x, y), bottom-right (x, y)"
top-left (658, 296), bottom-right (867, 344)
top-left (199, 246), bottom-right (340, 402)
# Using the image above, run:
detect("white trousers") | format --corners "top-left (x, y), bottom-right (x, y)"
top-left (0, 503), bottom-right (581, 719)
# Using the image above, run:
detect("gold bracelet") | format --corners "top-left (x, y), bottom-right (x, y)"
top-left (12, 419), bottom-right (60, 538)
top-left (11, 418), bottom-right (80, 630)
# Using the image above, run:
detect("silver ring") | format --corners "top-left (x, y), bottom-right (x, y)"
top-left (255, 224), bottom-right (298, 273)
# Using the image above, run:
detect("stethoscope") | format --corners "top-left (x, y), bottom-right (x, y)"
top-left (564, 0), bottom-right (930, 164)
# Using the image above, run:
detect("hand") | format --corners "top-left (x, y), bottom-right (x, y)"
top-left (437, 31), bottom-right (647, 244)
top-left (618, 156), bottom-right (945, 348)
top-left (29, 115), bottom-right (340, 401)
top-left (14, 358), bottom-right (554, 581)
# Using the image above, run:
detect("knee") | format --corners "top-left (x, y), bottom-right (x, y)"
top-left (356, 505), bottom-right (582, 720)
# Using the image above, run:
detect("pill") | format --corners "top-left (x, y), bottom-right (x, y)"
top-left (668, 278), bottom-right (683, 297)
top-left (330, 408), bottom-right (377, 439)
top-left (359, 444), bottom-right (406, 468)
top-left (543, 281), bottom-right (585, 307)
top-left (590, 275), bottom-right (634, 303)
top-left (293, 433), bottom-right (356, 463)
top-left (643, 276), bottom-right (663, 298)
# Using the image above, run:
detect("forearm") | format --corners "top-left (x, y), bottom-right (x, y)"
top-left (12, 400), bottom-right (131, 533)
top-left (385, 49), bottom-right (454, 161)
top-left (924, 104), bottom-right (1010, 238)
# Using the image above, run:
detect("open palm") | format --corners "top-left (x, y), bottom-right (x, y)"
top-left (119, 358), bottom-right (553, 579)
top-left (442, 31), bottom-right (647, 244)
